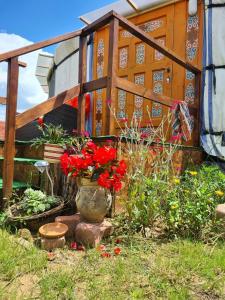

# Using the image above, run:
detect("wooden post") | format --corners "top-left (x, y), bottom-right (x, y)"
top-left (77, 35), bottom-right (87, 134)
top-left (2, 57), bottom-right (19, 202)
top-left (194, 72), bottom-right (202, 147)
top-left (106, 18), bottom-right (119, 135)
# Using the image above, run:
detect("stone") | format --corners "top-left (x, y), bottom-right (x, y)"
top-left (215, 204), bottom-right (225, 219)
top-left (55, 214), bottom-right (81, 238)
top-left (41, 236), bottom-right (66, 251)
top-left (75, 220), bottom-right (113, 248)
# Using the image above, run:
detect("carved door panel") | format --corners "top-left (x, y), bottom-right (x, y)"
top-left (116, 6), bottom-right (175, 128)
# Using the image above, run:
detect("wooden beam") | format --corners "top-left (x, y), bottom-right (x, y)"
top-left (77, 36), bottom-right (87, 133)
top-left (3, 57), bottom-right (19, 201)
top-left (18, 61), bottom-right (27, 68)
top-left (16, 84), bottom-right (81, 129)
top-left (83, 77), bottom-right (108, 93)
top-left (82, 10), bottom-right (114, 36)
top-left (113, 12), bottom-right (201, 74)
top-left (126, 0), bottom-right (139, 12)
top-left (0, 97), bottom-right (6, 105)
top-left (115, 77), bottom-right (174, 107)
top-left (0, 30), bottom-right (82, 62)
top-left (106, 18), bottom-right (119, 135)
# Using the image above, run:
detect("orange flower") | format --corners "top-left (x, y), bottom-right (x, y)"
top-left (114, 247), bottom-right (122, 255)
top-left (101, 252), bottom-right (111, 258)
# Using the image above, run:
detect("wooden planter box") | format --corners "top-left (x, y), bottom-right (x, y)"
top-left (43, 143), bottom-right (64, 163)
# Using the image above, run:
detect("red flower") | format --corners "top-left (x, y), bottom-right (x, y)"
top-left (140, 133), bottom-right (149, 139)
top-left (116, 160), bottom-right (127, 176)
top-left (98, 171), bottom-right (112, 189)
top-left (70, 242), bottom-right (77, 250)
top-left (121, 118), bottom-right (128, 123)
top-left (86, 141), bottom-right (97, 151)
top-left (93, 146), bottom-right (117, 165)
top-left (37, 116), bottom-right (44, 127)
top-left (114, 247), bottom-right (122, 255)
top-left (115, 238), bottom-right (122, 244)
top-left (101, 252), bottom-right (111, 258)
top-left (107, 99), bottom-right (112, 105)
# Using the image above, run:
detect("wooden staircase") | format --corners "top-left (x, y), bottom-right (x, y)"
top-left (0, 10), bottom-right (202, 204)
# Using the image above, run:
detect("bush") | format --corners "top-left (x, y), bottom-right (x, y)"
top-left (164, 165), bottom-right (225, 238)
top-left (123, 164), bottom-right (225, 239)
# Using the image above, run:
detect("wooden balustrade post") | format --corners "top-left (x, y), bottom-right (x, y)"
top-left (106, 18), bottom-right (119, 135)
top-left (2, 57), bottom-right (19, 203)
top-left (194, 72), bottom-right (202, 146)
top-left (77, 35), bottom-right (87, 134)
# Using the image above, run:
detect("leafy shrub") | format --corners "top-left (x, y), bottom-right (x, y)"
top-left (32, 123), bottom-right (68, 147)
top-left (123, 164), bottom-right (225, 239)
top-left (164, 165), bottom-right (225, 238)
top-left (19, 188), bottom-right (61, 215)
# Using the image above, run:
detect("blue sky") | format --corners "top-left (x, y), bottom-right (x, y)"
top-left (0, 0), bottom-right (115, 120)
top-left (1, 0), bottom-right (115, 43)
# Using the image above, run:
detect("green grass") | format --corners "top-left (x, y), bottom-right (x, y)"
top-left (0, 229), bottom-right (225, 299)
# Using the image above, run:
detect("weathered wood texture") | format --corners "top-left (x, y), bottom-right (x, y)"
top-left (3, 58), bottom-right (19, 200)
top-left (77, 36), bottom-right (87, 133)
top-left (106, 18), bottom-right (119, 135)
top-left (16, 84), bottom-right (81, 129)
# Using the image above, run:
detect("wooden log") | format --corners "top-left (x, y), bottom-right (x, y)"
top-left (106, 18), bottom-right (119, 135)
top-left (0, 30), bottom-right (81, 62)
top-left (113, 12), bottom-right (201, 74)
top-left (115, 77), bottom-right (174, 107)
top-left (77, 36), bottom-right (87, 133)
top-left (3, 57), bottom-right (19, 200)
top-left (16, 84), bottom-right (80, 129)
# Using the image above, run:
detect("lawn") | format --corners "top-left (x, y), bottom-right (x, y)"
top-left (0, 229), bottom-right (225, 299)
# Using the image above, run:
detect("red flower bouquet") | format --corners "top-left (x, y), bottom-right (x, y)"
top-left (60, 141), bottom-right (126, 192)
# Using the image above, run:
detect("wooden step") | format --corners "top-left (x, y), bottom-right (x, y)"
top-left (0, 156), bottom-right (42, 164)
top-left (0, 178), bottom-right (29, 190)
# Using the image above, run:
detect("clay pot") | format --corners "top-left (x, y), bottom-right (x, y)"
top-left (75, 178), bottom-right (112, 223)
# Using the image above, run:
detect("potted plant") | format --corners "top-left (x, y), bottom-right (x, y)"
top-left (7, 188), bottom-right (64, 231)
top-left (60, 140), bottom-right (127, 223)
top-left (32, 118), bottom-right (67, 163)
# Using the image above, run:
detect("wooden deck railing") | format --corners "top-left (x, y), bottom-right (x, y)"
top-left (0, 10), bottom-right (201, 201)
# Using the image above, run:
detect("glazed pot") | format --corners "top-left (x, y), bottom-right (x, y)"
top-left (44, 143), bottom-right (64, 163)
top-left (75, 178), bottom-right (112, 223)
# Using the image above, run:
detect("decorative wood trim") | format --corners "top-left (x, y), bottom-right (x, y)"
top-left (16, 84), bottom-right (81, 129)
top-left (113, 11), bottom-right (201, 74)
top-left (106, 18), bottom-right (119, 135)
top-left (77, 36), bottom-right (87, 133)
top-left (0, 30), bottom-right (82, 62)
top-left (115, 77), bottom-right (174, 107)
top-left (3, 57), bottom-right (19, 200)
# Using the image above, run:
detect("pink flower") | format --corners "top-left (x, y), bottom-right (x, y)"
top-left (107, 99), bottom-right (112, 105)
top-left (96, 244), bottom-right (106, 251)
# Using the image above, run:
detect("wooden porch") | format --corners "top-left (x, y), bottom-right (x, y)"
top-left (0, 10), bottom-right (201, 202)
